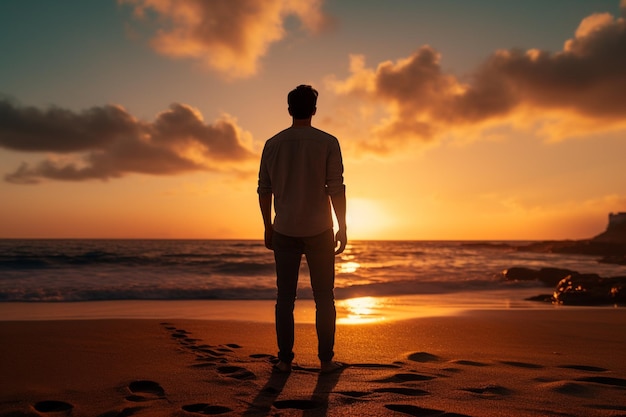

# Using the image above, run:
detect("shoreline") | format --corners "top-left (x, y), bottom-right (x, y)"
top-left (2, 309), bottom-right (625, 416)
top-left (0, 288), bottom-right (608, 323)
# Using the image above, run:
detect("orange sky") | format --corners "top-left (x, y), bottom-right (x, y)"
top-left (1, 0), bottom-right (625, 240)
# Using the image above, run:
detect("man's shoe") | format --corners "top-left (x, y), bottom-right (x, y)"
top-left (320, 361), bottom-right (346, 374)
top-left (273, 361), bottom-right (292, 373)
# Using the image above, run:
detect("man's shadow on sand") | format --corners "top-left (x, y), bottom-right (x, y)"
top-left (304, 369), bottom-right (343, 416)
top-left (243, 366), bottom-right (344, 416)
top-left (243, 367), bottom-right (290, 416)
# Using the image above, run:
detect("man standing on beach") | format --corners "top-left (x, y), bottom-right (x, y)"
top-left (257, 85), bottom-right (347, 374)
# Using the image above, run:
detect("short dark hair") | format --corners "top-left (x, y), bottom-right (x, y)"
top-left (288, 85), bottom-right (318, 119)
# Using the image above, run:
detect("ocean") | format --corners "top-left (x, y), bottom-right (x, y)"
top-left (1, 239), bottom-right (624, 322)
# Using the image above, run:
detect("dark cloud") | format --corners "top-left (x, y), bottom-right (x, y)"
top-left (0, 99), bottom-right (256, 184)
top-left (330, 9), bottom-right (626, 149)
top-left (0, 99), bottom-right (138, 152)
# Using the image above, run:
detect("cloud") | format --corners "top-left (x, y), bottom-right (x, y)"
top-left (0, 99), bottom-right (256, 184)
top-left (120, 0), bottom-right (332, 78)
top-left (328, 9), bottom-right (626, 152)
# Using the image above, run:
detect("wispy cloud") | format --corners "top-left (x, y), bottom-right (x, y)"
top-left (0, 99), bottom-right (256, 184)
top-left (328, 8), bottom-right (626, 153)
top-left (120, 0), bottom-right (332, 78)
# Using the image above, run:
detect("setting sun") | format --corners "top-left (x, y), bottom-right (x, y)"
top-left (344, 198), bottom-right (394, 240)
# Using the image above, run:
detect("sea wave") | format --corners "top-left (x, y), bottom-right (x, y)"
top-left (1, 239), bottom-right (625, 303)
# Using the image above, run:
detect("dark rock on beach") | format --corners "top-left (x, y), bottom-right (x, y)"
top-left (502, 267), bottom-right (576, 287)
top-left (553, 273), bottom-right (626, 306)
top-left (502, 267), bottom-right (626, 306)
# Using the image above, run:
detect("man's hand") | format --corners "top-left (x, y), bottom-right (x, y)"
top-left (264, 226), bottom-right (274, 250)
top-left (334, 228), bottom-right (347, 255)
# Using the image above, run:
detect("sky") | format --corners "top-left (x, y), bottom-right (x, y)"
top-left (1, 0), bottom-right (625, 240)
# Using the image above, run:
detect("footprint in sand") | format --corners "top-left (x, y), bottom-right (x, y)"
top-left (460, 384), bottom-right (512, 397)
top-left (191, 359), bottom-right (218, 369)
top-left (250, 353), bottom-right (275, 359)
top-left (198, 348), bottom-right (226, 357)
top-left (542, 380), bottom-right (594, 397)
top-left (182, 403), bottom-right (233, 415)
top-left (215, 347), bottom-right (235, 353)
top-left (33, 400), bottom-right (74, 414)
top-left (452, 360), bottom-right (489, 367)
top-left (558, 364), bottom-right (608, 372)
top-left (374, 387), bottom-right (430, 396)
top-left (273, 399), bottom-right (319, 410)
top-left (126, 380), bottom-right (165, 402)
top-left (217, 365), bottom-right (256, 380)
top-left (375, 372), bottom-right (436, 383)
top-left (385, 404), bottom-right (472, 417)
top-left (576, 376), bottom-right (626, 387)
top-left (171, 329), bottom-right (191, 338)
top-left (407, 352), bottom-right (441, 363)
top-left (499, 360), bottom-right (544, 369)
top-left (442, 360), bottom-right (490, 373)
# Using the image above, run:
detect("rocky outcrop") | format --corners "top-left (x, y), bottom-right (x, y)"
top-left (593, 212), bottom-right (626, 243)
top-left (502, 267), bottom-right (626, 306)
top-left (589, 213), bottom-right (626, 263)
top-left (552, 273), bottom-right (626, 306)
top-left (516, 213), bottom-right (626, 265)
top-left (501, 267), bottom-right (576, 287)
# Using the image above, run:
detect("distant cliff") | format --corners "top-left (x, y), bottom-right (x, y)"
top-left (518, 212), bottom-right (626, 264)
top-left (592, 212), bottom-right (626, 244)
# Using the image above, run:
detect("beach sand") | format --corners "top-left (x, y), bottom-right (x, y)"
top-left (1, 308), bottom-right (625, 416)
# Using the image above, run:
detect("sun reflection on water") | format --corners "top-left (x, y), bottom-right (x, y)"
top-left (339, 261), bottom-right (360, 274)
top-left (336, 296), bottom-right (386, 324)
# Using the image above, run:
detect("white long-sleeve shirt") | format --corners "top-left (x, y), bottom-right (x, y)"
top-left (257, 126), bottom-right (345, 237)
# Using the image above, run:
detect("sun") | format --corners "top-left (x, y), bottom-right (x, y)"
top-left (339, 198), bottom-right (392, 240)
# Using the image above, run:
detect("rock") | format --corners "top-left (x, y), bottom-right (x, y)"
top-left (553, 273), bottom-right (626, 306)
top-left (502, 267), bottom-right (538, 281)
top-left (537, 267), bottom-right (576, 286)
top-left (592, 212), bottom-right (626, 244)
top-left (525, 294), bottom-right (554, 303)
top-left (502, 267), bottom-right (575, 287)
top-left (608, 276), bottom-right (626, 303)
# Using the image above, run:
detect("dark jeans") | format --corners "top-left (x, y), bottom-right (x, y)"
top-left (273, 229), bottom-right (336, 363)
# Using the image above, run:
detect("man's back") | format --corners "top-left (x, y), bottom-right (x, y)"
top-left (258, 125), bottom-right (344, 237)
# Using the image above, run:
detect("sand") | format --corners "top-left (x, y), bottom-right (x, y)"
top-left (1, 308), bottom-right (626, 416)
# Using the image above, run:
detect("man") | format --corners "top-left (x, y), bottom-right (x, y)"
top-left (257, 85), bottom-right (347, 374)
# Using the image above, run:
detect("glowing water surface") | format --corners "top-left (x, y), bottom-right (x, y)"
top-left (0, 288), bottom-right (570, 323)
